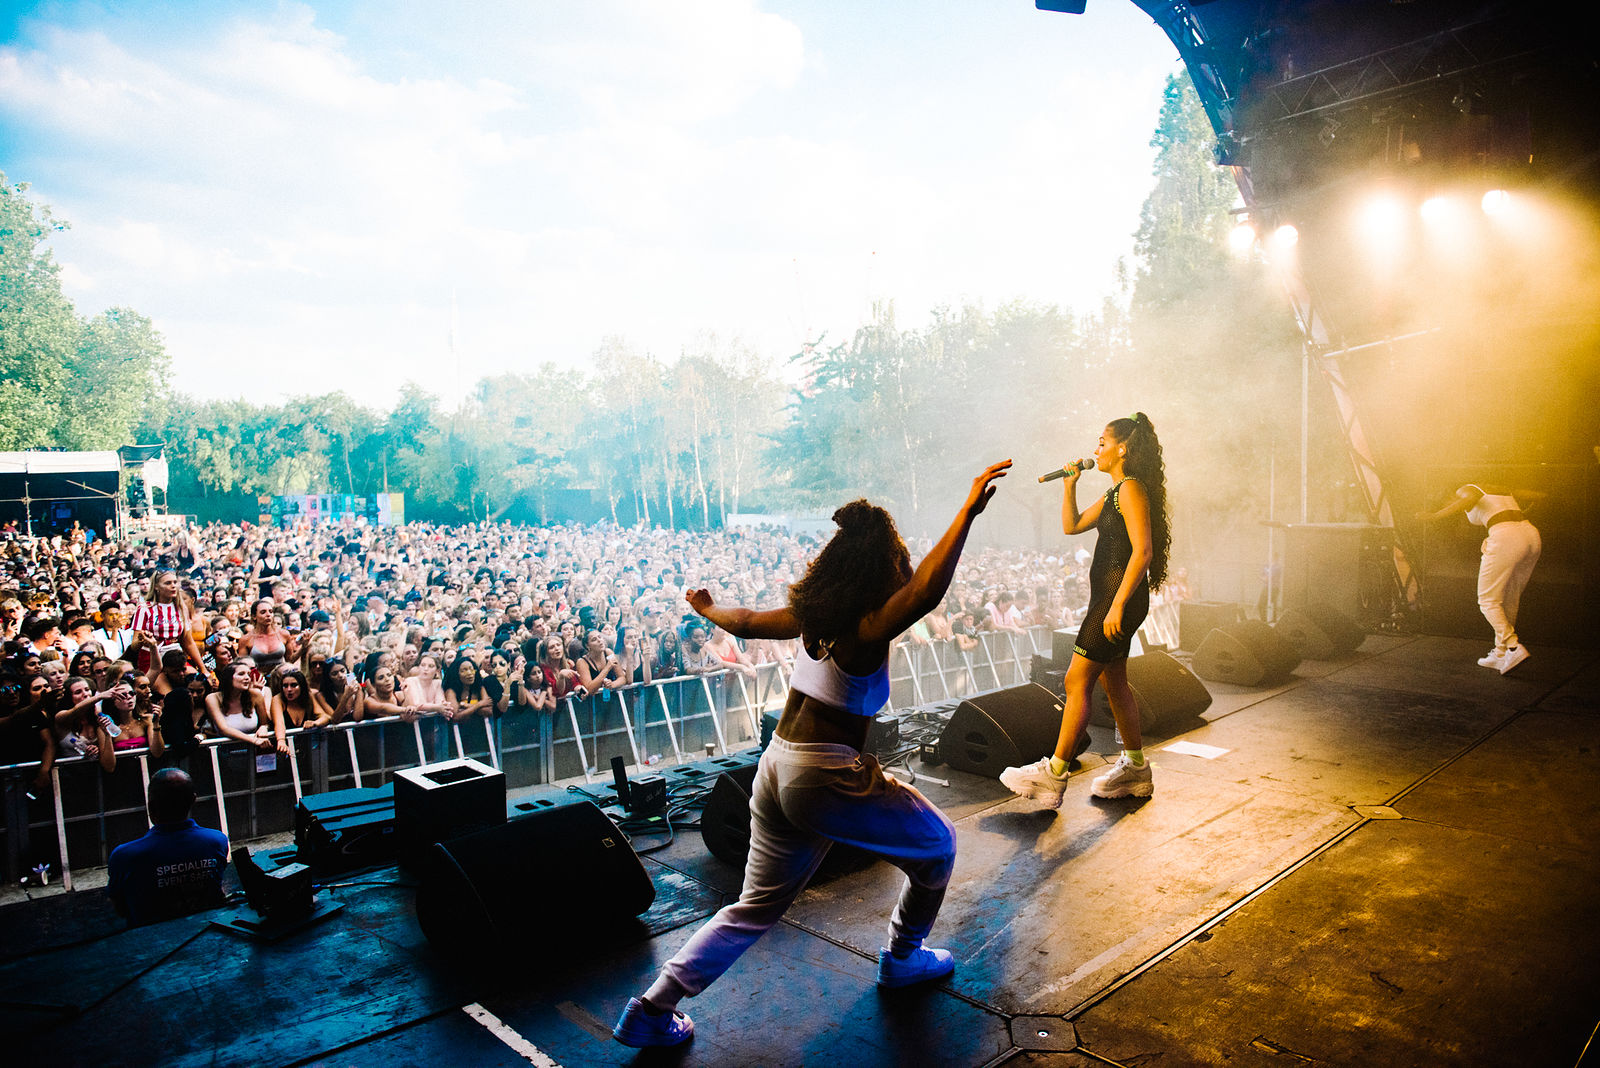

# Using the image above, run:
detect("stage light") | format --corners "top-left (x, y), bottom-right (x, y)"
top-left (1357, 195), bottom-right (1407, 241)
top-left (1228, 221), bottom-right (1257, 253)
top-left (1270, 224), bottom-right (1299, 249)
top-left (1481, 189), bottom-right (1511, 216)
top-left (1420, 195), bottom-right (1466, 226)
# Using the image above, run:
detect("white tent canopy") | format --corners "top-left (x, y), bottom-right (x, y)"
top-left (0, 451), bottom-right (122, 475)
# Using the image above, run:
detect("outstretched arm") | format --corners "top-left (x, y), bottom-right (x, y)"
top-left (1416, 485), bottom-right (1480, 523)
top-left (858, 459), bottom-right (1012, 644)
top-left (685, 590), bottom-right (800, 641)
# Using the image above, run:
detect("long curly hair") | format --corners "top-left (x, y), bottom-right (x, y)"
top-left (1107, 412), bottom-right (1172, 590)
top-left (788, 500), bottom-right (912, 644)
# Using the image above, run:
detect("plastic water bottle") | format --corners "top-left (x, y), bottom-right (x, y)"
top-left (645, 753), bottom-right (662, 766)
top-left (97, 713), bottom-right (122, 738)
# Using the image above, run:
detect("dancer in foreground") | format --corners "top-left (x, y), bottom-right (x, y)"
top-left (1415, 482), bottom-right (1544, 673)
top-left (1000, 412), bottom-right (1170, 807)
top-left (613, 459), bottom-right (1012, 1048)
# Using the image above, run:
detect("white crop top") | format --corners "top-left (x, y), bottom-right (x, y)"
top-left (1463, 486), bottom-right (1520, 527)
top-left (789, 642), bottom-right (890, 717)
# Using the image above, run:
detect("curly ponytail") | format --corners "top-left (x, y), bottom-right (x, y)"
top-left (1106, 412), bottom-right (1171, 589)
top-left (788, 499), bottom-right (912, 642)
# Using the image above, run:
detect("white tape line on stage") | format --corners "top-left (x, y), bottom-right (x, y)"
top-left (463, 1002), bottom-right (565, 1067)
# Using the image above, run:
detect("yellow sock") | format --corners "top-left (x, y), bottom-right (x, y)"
top-left (1125, 749), bottom-right (1145, 767)
top-left (1049, 756), bottom-right (1069, 777)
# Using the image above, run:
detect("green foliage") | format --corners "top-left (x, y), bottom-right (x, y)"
top-left (1, 176), bottom-right (172, 452)
top-left (0, 173), bottom-right (80, 449)
top-left (8, 65), bottom-right (1323, 547)
top-left (1124, 72), bottom-right (1318, 563)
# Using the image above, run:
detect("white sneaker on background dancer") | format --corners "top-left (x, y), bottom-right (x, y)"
top-left (1498, 644), bottom-right (1530, 675)
top-left (1090, 754), bottom-right (1154, 799)
top-left (1477, 648), bottom-right (1506, 669)
top-left (999, 757), bottom-right (1071, 809)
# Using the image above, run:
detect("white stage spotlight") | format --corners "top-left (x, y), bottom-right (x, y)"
top-left (1420, 195), bottom-right (1453, 223)
top-left (1481, 189), bottom-right (1511, 216)
top-left (1228, 221), bottom-right (1257, 253)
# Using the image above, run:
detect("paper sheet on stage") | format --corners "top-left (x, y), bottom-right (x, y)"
top-left (1162, 740), bottom-right (1230, 760)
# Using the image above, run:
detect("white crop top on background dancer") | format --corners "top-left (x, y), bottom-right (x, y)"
top-left (1463, 486), bottom-right (1521, 526)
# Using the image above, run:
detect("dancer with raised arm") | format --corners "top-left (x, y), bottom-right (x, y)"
top-left (1000, 412), bottom-right (1171, 807)
top-left (613, 459), bottom-right (1012, 1049)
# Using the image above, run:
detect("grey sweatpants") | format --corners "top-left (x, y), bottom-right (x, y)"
top-left (645, 736), bottom-right (957, 1008)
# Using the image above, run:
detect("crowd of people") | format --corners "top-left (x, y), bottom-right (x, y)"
top-left (0, 516), bottom-right (1095, 818)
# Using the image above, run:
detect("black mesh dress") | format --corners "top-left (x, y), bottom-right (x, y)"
top-left (1073, 479), bottom-right (1151, 663)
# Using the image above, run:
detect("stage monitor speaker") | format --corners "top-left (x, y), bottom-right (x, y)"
top-left (700, 763), bottom-right (869, 873)
top-left (1192, 621), bottom-right (1302, 686)
top-left (1051, 629), bottom-right (1078, 668)
top-left (394, 758), bottom-right (506, 869)
top-left (1274, 603), bottom-right (1366, 659)
top-left (1088, 650), bottom-right (1214, 737)
top-left (1179, 602), bottom-right (1245, 651)
top-left (294, 783), bottom-right (395, 873)
top-left (416, 801), bottom-right (654, 954)
top-left (938, 683), bottom-right (1088, 779)
top-left (700, 762), bottom-right (760, 867)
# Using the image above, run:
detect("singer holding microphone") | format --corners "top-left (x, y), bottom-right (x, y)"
top-left (1001, 412), bottom-right (1171, 807)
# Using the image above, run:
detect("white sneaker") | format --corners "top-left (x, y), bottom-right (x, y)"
top-left (1476, 649), bottom-right (1506, 669)
top-left (1497, 645), bottom-right (1530, 675)
top-left (999, 757), bottom-right (1071, 809)
top-left (1091, 755), bottom-right (1154, 799)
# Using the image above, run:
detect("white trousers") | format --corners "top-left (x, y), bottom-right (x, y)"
top-left (645, 736), bottom-right (956, 1008)
top-left (1478, 520), bottom-right (1541, 650)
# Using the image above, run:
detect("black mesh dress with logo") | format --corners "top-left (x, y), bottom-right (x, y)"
top-left (1073, 478), bottom-right (1151, 663)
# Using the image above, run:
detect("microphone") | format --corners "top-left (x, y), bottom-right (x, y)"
top-left (1038, 458), bottom-right (1095, 483)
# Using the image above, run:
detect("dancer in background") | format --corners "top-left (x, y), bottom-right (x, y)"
top-left (612, 459), bottom-right (1011, 1049)
top-left (1416, 482), bottom-right (1544, 673)
top-left (1000, 413), bottom-right (1170, 807)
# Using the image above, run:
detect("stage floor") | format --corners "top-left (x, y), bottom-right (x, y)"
top-left (5, 634), bottom-right (1598, 1067)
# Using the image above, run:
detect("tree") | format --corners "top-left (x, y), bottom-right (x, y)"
top-left (57, 308), bottom-right (172, 449)
top-left (1125, 72), bottom-right (1309, 571)
top-left (0, 174), bottom-right (80, 449)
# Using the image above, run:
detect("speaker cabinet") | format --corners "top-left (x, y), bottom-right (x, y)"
top-left (701, 762), bottom-right (760, 867)
top-left (1051, 629), bottom-right (1078, 668)
top-left (1088, 650), bottom-right (1214, 736)
top-left (938, 683), bottom-right (1087, 778)
top-left (294, 783), bottom-right (395, 874)
top-left (1192, 621), bottom-right (1302, 686)
top-left (416, 801), bottom-right (654, 953)
top-left (1283, 523), bottom-right (1395, 627)
top-left (394, 758), bottom-right (506, 869)
top-left (1274, 603), bottom-right (1366, 659)
top-left (700, 761), bottom-right (869, 873)
top-left (1179, 602), bottom-right (1245, 651)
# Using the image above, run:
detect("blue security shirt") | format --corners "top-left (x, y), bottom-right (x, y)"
top-left (108, 819), bottom-right (230, 926)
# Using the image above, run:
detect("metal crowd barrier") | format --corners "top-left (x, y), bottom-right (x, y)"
top-left (888, 626), bottom-right (1055, 708)
top-left (2, 624), bottom-right (1091, 891)
top-left (0, 661), bottom-right (792, 890)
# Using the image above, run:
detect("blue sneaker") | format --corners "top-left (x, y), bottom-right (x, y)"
top-left (876, 946), bottom-right (955, 988)
top-left (612, 997), bottom-right (694, 1047)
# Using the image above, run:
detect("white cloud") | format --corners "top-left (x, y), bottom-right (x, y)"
top-left (0, 1), bottom-right (1170, 409)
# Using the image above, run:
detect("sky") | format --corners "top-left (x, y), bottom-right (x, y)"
top-left (0, 0), bottom-right (1183, 410)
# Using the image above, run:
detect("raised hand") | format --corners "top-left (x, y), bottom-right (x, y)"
top-left (964, 459), bottom-right (1013, 517)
